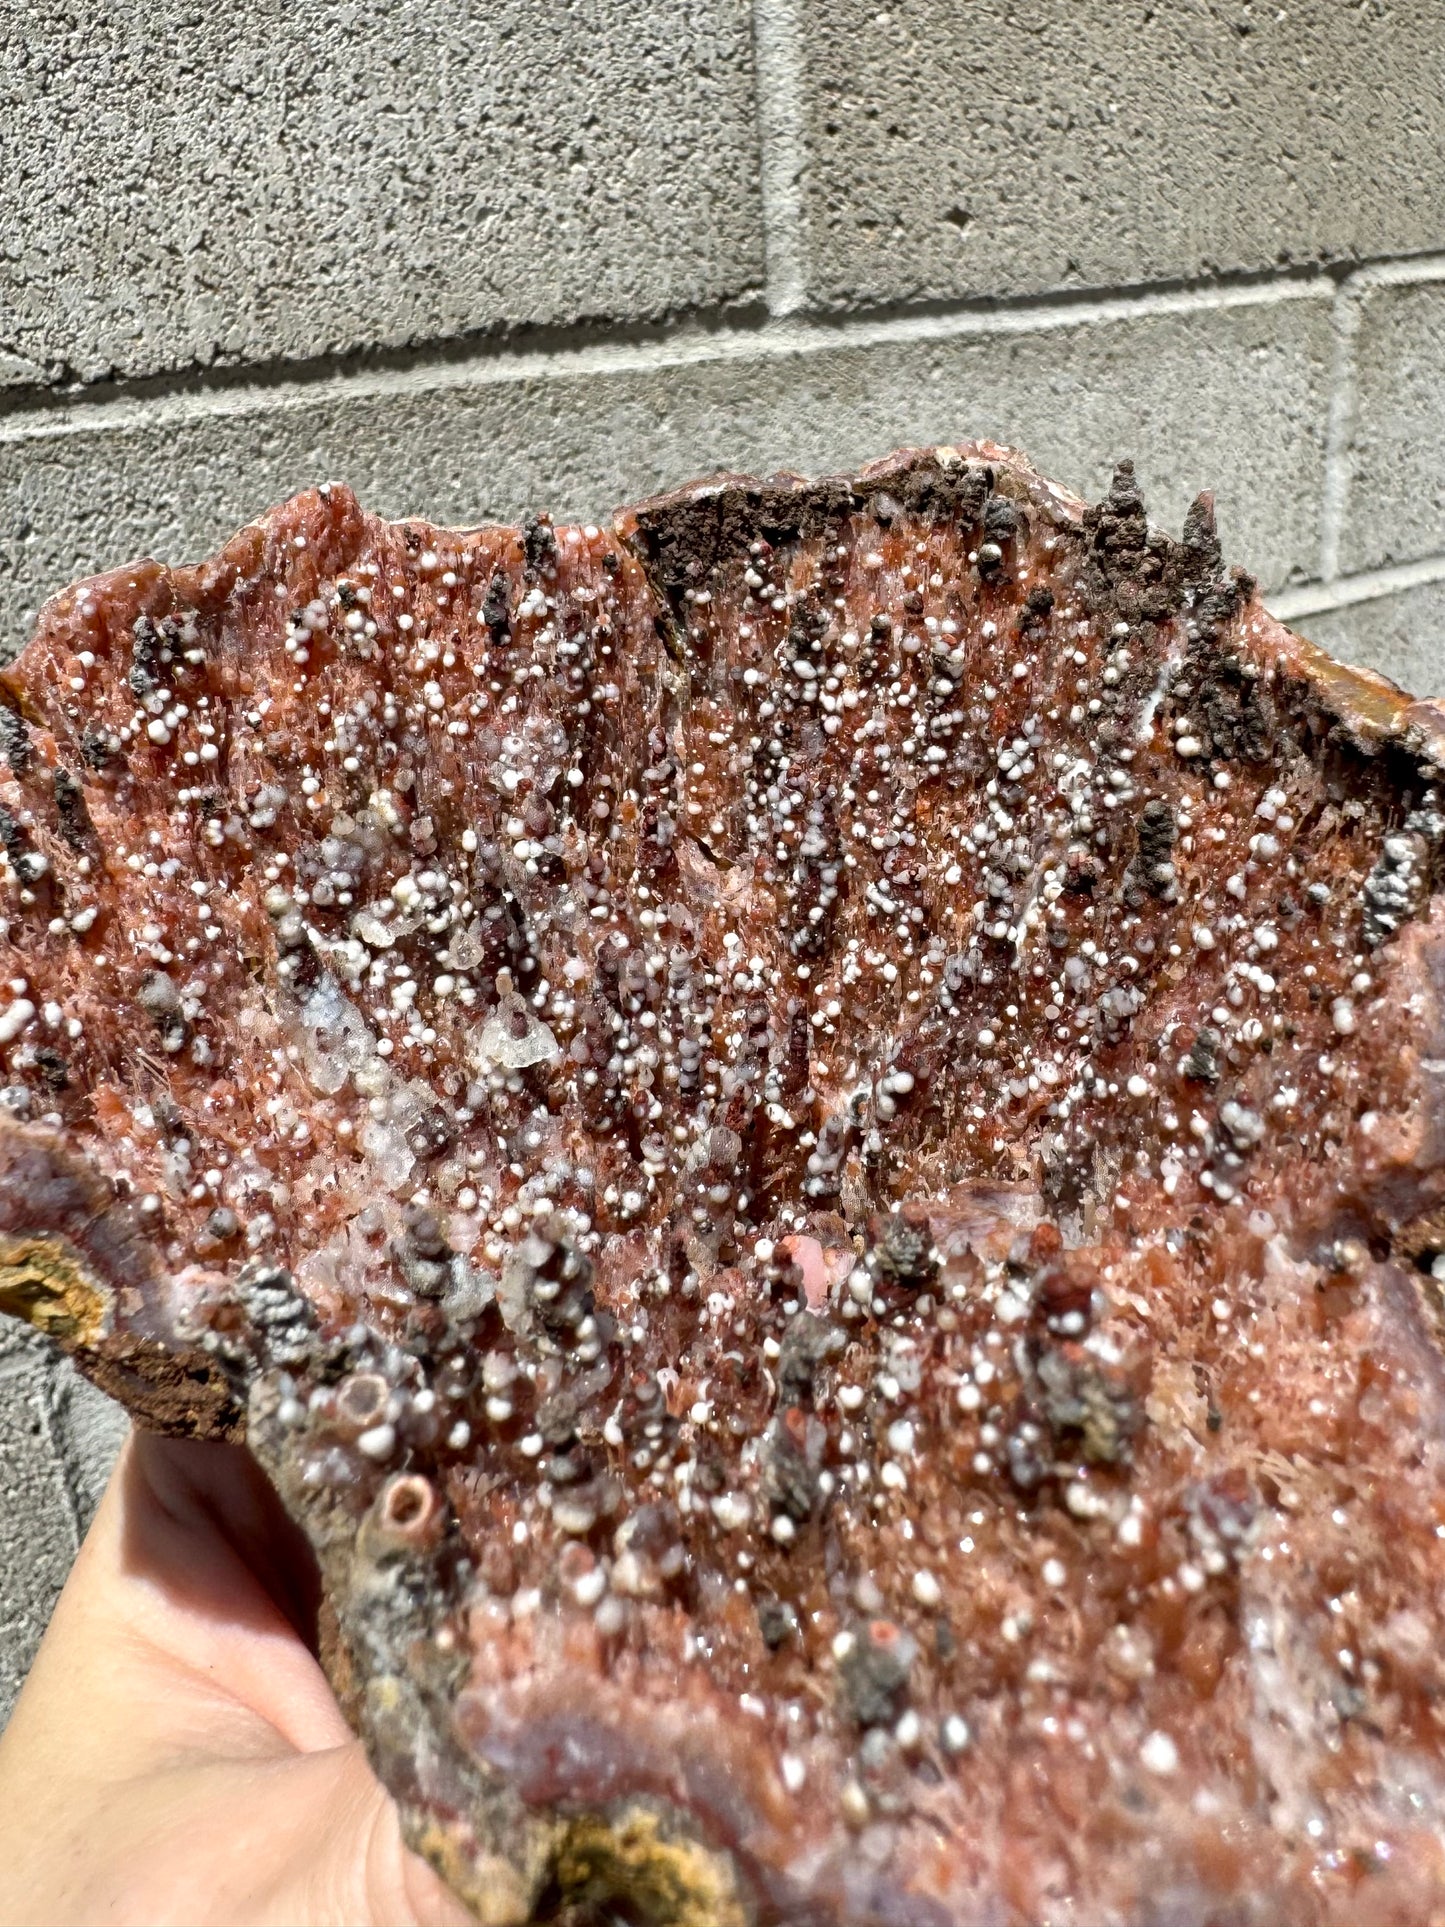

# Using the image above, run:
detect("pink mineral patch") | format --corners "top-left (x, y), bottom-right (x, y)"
top-left (776, 1234), bottom-right (852, 1311)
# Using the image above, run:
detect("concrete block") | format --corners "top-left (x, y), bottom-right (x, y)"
top-left (790, 0), bottom-right (1445, 310)
top-left (1338, 278), bottom-right (1445, 577)
top-left (0, 1351), bottom-right (77, 1729)
top-left (0, 287), bottom-right (1330, 655)
top-left (0, 0), bottom-right (764, 389)
top-left (1287, 579), bottom-right (1445, 701)
top-left (0, 1313), bottom-right (44, 1363)
top-left (50, 1359), bottom-right (128, 1537)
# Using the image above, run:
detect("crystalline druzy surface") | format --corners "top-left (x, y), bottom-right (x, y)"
top-left (6, 445), bottom-right (1445, 1924)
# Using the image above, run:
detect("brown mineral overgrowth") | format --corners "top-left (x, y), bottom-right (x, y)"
top-left (4, 444), bottom-right (1445, 1923)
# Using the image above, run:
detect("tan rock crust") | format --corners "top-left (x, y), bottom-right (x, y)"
top-left (5, 443), bottom-right (1445, 1924)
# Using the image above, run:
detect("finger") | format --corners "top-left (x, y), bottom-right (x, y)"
top-left (1, 1430), bottom-right (349, 1783)
top-left (253, 1740), bottom-right (478, 1927)
top-left (128, 1430), bottom-right (324, 1655)
top-left (0, 1739), bottom-right (477, 1927)
top-left (0, 1436), bottom-right (472, 1927)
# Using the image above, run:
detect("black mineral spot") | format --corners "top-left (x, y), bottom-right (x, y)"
top-left (868, 1206), bottom-right (936, 1288)
top-left (1033, 1347), bottom-right (1142, 1465)
top-left (776, 1313), bottom-right (846, 1409)
top-left (765, 1422), bottom-right (820, 1526)
top-left (1183, 1025), bottom-right (1222, 1084)
top-left (0, 709), bottom-right (31, 776)
top-left (522, 515), bottom-right (559, 579)
top-left (53, 768), bottom-right (93, 850)
top-left (80, 728), bottom-right (113, 770)
top-left (1128, 798), bottom-right (1176, 902)
top-left (483, 571), bottom-right (512, 648)
top-left (33, 1047), bottom-right (69, 1091)
top-left (838, 1623), bottom-right (916, 1728)
top-left (756, 1594), bottom-right (800, 1649)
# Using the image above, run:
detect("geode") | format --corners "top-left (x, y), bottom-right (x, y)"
top-left (5, 444), bottom-right (1445, 1925)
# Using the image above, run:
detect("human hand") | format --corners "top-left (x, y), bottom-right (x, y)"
top-left (0, 1427), bottom-right (474, 1927)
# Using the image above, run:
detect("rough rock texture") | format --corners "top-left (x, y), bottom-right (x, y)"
top-left (5, 444), bottom-right (1445, 1925)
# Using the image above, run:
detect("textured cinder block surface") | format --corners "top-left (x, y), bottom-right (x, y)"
top-left (0, 288), bottom-right (1330, 654)
top-left (0, 0), bottom-right (765, 387)
top-left (48, 1362), bottom-right (129, 1539)
top-left (791, 0), bottom-right (1445, 311)
top-left (0, 1341), bottom-right (79, 1726)
top-left (1290, 579), bottom-right (1445, 699)
top-left (1339, 279), bottom-right (1445, 576)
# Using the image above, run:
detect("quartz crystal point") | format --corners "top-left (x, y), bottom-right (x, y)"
top-left (6, 444), bottom-right (1445, 1924)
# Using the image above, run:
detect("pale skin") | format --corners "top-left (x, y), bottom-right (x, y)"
top-left (0, 1428), bottom-right (474, 1927)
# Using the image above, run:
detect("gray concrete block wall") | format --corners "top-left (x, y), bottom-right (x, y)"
top-left (786, 1), bottom-right (1445, 311)
top-left (2, 0), bottom-right (1445, 1727)
top-left (1336, 271), bottom-right (1445, 575)
top-left (0, 1328), bottom-right (127, 1715)
top-left (1288, 575), bottom-right (1445, 697)
top-left (2, 0), bottom-right (766, 384)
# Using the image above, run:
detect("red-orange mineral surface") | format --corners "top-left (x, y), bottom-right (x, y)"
top-left (5, 445), bottom-right (1445, 1925)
